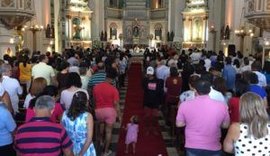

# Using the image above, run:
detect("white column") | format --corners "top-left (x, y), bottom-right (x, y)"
top-left (91, 0), bottom-right (105, 40)
top-left (167, 0), bottom-right (173, 32)
top-left (54, 0), bottom-right (61, 52)
top-left (173, 0), bottom-right (185, 42)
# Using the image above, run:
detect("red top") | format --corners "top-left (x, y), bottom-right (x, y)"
top-left (93, 82), bottom-right (119, 109)
top-left (165, 76), bottom-right (182, 104)
top-left (25, 102), bottom-right (64, 123)
top-left (228, 97), bottom-right (240, 123)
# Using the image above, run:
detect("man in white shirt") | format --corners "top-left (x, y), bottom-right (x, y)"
top-left (201, 73), bottom-right (226, 104)
top-left (251, 60), bottom-right (267, 87)
top-left (1, 63), bottom-right (22, 114)
top-left (32, 54), bottom-right (57, 86)
top-left (156, 59), bottom-right (170, 81)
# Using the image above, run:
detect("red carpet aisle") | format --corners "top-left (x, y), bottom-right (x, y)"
top-left (116, 62), bottom-right (168, 156)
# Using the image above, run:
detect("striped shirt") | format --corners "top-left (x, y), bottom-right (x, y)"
top-left (88, 71), bottom-right (106, 87)
top-left (15, 117), bottom-right (73, 156)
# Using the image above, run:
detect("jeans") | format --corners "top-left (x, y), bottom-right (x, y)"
top-left (186, 148), bottom-right (222, 156)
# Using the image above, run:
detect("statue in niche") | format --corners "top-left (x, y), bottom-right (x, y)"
top-left (248, 0), bottom-right (255, 12)
top-left (72, 18), bottom-right (82, 40)
top-left (193, 19), bottom-right (202, 41)
top-left (170, 31), bottom-right (174, 41)
top-left (110, 28), bottom-right (117, 39)
top-left (220, 26), bottom-right (225, 40)
top-left (155, 28), bottom-right (162, 40)
top-left (51, 26), bottom-right (55, 38)
top-left (133, 26), bottom-right (139, 37)
top-left (45, 24), bottom-right (51, 38)
top-left (100, 31), bottom-right (104, 41)
top-left (224, 25), bottom-right (230, 40)
top-left (104, 31), bottom-right (108, 41)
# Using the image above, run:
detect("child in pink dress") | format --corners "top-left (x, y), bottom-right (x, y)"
top-left (125, 115), bottom-right (139, 154)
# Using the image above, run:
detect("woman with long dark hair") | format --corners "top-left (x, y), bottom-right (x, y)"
top-left (61, 91), bottom-right (96, 156)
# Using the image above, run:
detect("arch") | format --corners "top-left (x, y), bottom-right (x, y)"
top-left (154, 23), bottom-right (163, 30)
top-left (109, 22), bottom-right (118, 29)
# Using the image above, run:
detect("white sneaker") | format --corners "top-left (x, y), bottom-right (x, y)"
top-left (103, 150), bottom-right (112, 156)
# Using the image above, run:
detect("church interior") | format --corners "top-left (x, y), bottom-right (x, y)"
top-left (0, 0), bottom-right (269, 58)
top-left (1, 0), bottom-right (270, 156)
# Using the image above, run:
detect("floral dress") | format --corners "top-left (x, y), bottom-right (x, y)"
top-left (62, 112), bottom-right (96, 156)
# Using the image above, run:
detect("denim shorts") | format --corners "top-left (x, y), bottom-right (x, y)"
top-left (186, 148), bottom-right (222, 156)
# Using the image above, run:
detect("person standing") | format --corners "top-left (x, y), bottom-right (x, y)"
top-left (222, 57), bottom-right (236, 91)
top-left (93, 68), bottom-right (120, 156)
top-left (176, 78), bottom-right (230, 156)
top-left (32, 54), bottom-right (57, 86)
top-left (224, 92), bottom-right (270, 155)
top-left (1, 63), bottom-right (23, 114)
top-left (62, 91), bottom-right (96, 156)
top-left (164, 67), bottom-right (182, 126)
top-left (0, 93), bottom-right (16, 156)
top-left (143, 66), bottom-right (164, 135)
top-left (19, 55), bottom-right (32, 93)
top-left (15, 95), bottom-right (74, 156)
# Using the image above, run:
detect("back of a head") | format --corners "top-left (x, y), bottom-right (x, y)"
top-left (225, 57), bottom-right (232, 65)
top-left (170, 67), bottom-right (178, 77)
top-left (188, 74), bottom-right (200, 89)
top-left (66, 72), bottom-right (82, 88)
top-left (251, 60), bottom-right (262, 71)
top-left (240, 92), bottom-right (269, 139)
top-left (235, 79), bottom-right (249, 97)
top-left (106, 67), bottom-right (117, 79)
top-left (35, 95), bottom-right (55, 111)
top-left (194, 78), bottom-right (211, 95)
top-left (59, 61), bottom-right (70, 71)
top-left (41, 85), bottom-right (58, 97)
top-left (30, 77), bottom-right (48, 96)
top-left (1, 63), bottom-right (11, 74)
top-left (212, 77), bottom-right (227, 94)
top-left (68, 91), bottom-right (88, 120)
top-left (200, 72), bottom-right (214, 84)
top-left (243, 57), bottom-right (249, 66)
top-left (249, 72), bottom-right (259, 84)
top-left (97, 61), bottom-right (105, 70)
top-left (39, 54), bottom-right (47, 62)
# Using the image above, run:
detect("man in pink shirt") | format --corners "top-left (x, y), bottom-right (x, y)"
top-left (176, 79), bottom-right (230, 156)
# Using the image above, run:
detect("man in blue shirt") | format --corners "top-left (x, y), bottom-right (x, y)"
top-left (0, 101), bottom-right (16, 156)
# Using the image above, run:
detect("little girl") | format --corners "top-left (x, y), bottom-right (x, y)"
top-left (125, 115), bottom-right (139, 154)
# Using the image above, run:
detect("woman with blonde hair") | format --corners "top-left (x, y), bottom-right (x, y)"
top-left (223, 92), bottom-right (270, 155)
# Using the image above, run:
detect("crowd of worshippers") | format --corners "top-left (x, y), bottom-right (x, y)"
top-left (142, 48), bottom-right (270, 155)
top-left (0, 47), bottom-right (129, 156)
